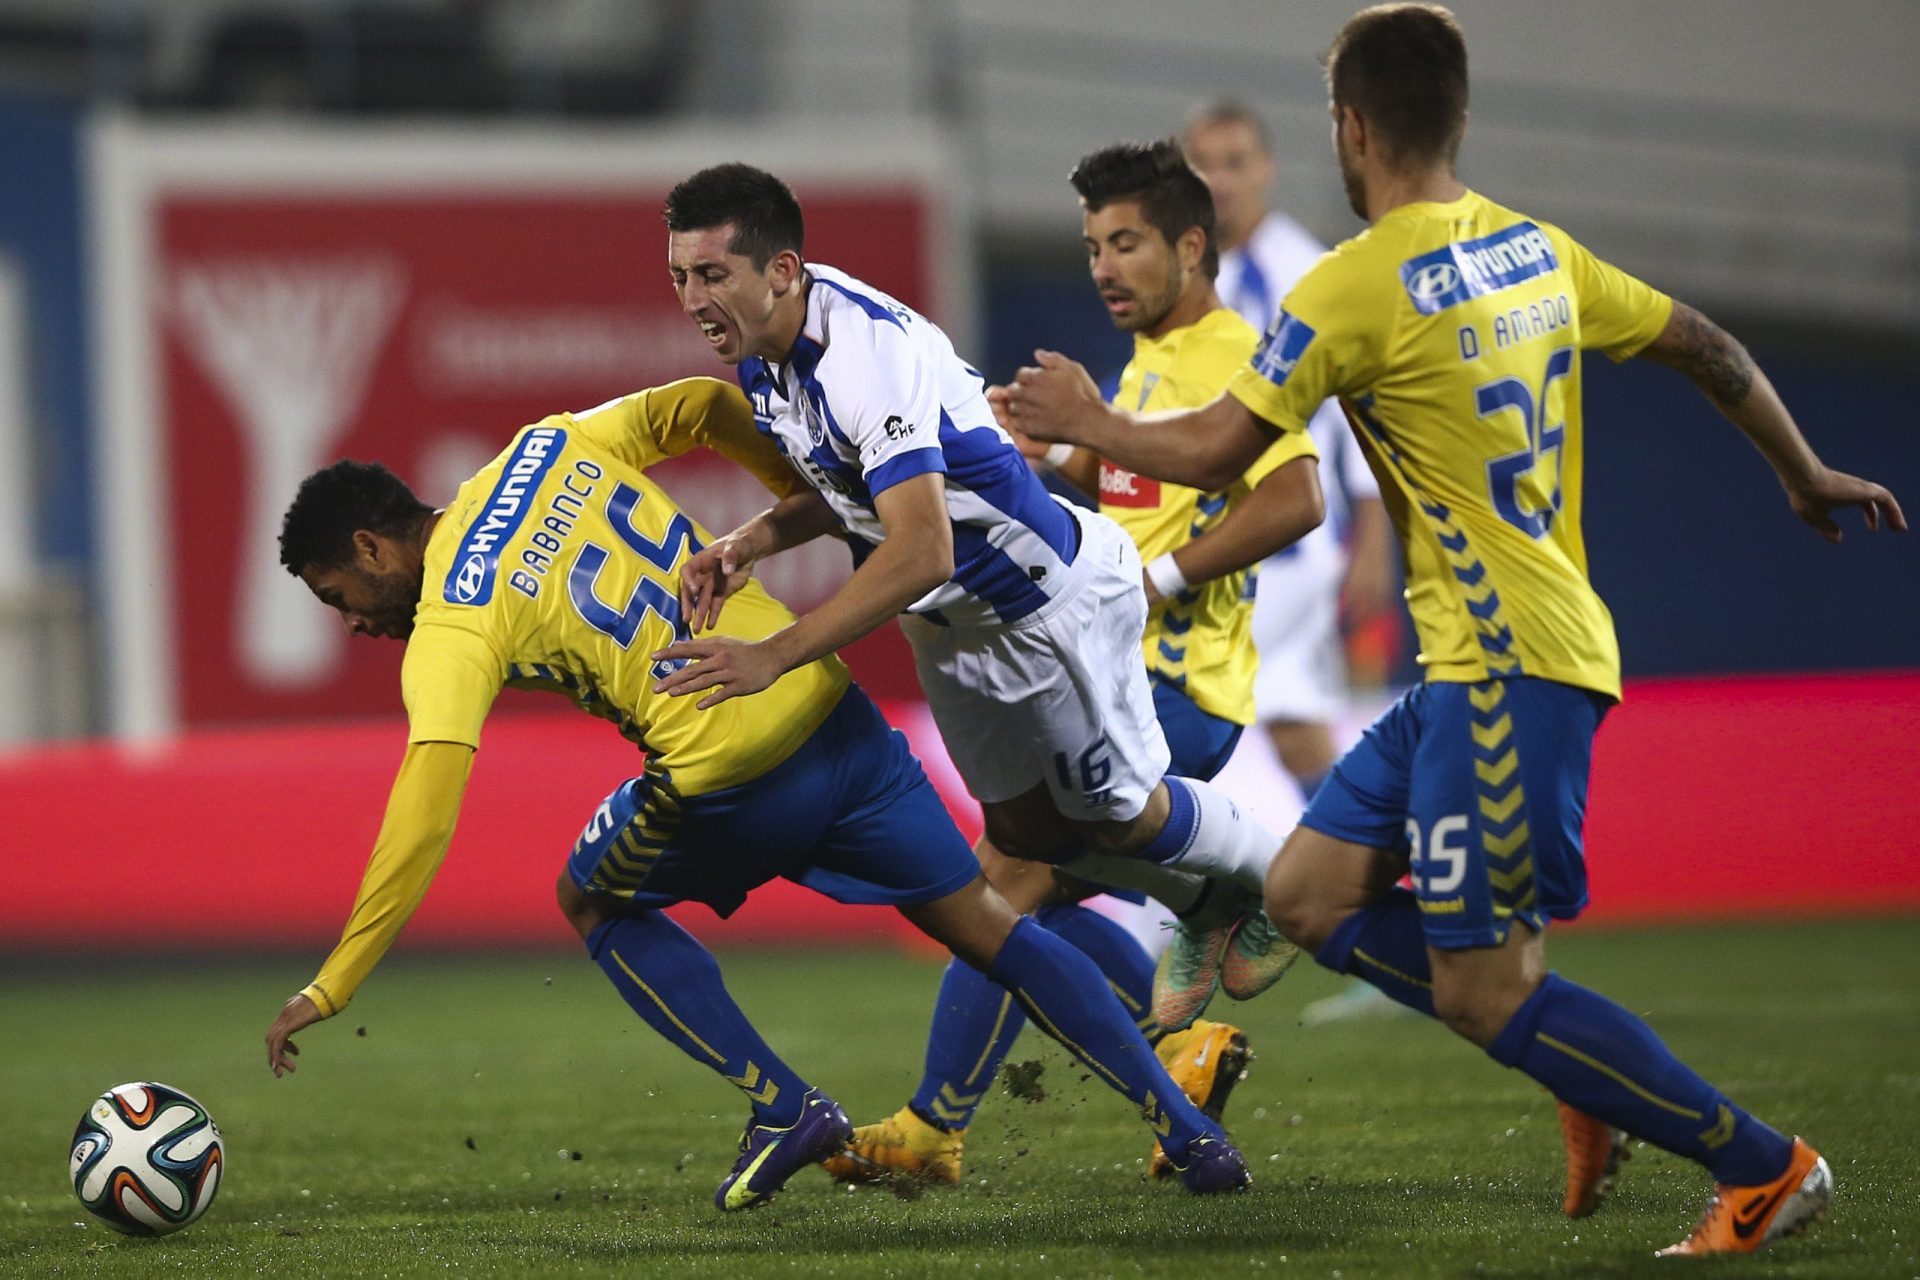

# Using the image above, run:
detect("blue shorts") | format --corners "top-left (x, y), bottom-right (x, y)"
top-left (1152, 677), bottom-right (1244, 783)
top-left (1302, 677), bottom-right (1612, 949)
top-left (565, 685), bottom-right (981, 917)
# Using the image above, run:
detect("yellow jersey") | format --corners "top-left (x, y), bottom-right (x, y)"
top-left (1100, 307), bottom-right (1317, 723)
top-left (1226, 190), bottom-right (1672, 700)
top-left (406, 377), bottom-right (849, 795)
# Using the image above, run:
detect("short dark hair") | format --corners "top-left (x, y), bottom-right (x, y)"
top-left (1325, 3), bottom-right (1469, 168)
top-left (1182, 97), bottom-right (1272, 154)
top-left (1069, 138), bottom-right (1218, 278)
top-left (279, 460), bottom-right (430, 575)
top-left (662, 163), bottom-right (805, 270)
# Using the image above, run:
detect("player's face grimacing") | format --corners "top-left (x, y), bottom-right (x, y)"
top-left (300, 556), bottom-right (421, 641)
top-left (1082, 199), bottom-right (1184, 336)
top-left (668, 225), bottom-right (789, 365)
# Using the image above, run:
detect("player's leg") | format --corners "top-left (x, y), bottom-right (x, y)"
top-left (1404, 677), bottom-right (1821, 1250)
top-left (559, 763), bottom-right (857, 1212)
top-left (792, 695), bottom-right (1249, 1193)
top-left (897, 875), bottom-right (1248, 1192)
top-left (1268, 682), bottom-right (1631, 1220)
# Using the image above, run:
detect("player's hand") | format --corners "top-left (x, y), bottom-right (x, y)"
top-left (651, 635), bottom-right (783, 709)
top-left (679, 533), bottom-right (759, 633)
top-left (265, 993), bottom-right (322, 1078)
top-left (1786, 467), bottom-right (1906, 543)
top-left (985, 384), bottom-right (1016, 435)
top-left (1005, 350), bottom-right (1107, 445)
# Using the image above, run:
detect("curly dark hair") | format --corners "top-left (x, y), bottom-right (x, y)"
top-left (1069, 138), bottom-right (1218, 279)
top-left (663, 163), bottom-right (805, 270)
top-left (278, 459), bottom-right (430, 575)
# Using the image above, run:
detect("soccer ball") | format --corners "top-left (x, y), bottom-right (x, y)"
top-left (69, 1082), bottom-right (224, 1236)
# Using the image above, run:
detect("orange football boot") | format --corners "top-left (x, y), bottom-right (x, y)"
top-left (1656, 1138), bottom-right (1833, 1256)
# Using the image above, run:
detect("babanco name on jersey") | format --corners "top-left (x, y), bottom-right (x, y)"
top-left (507, 453), bottom-right (604, 601)
top-left (1400, 223), bottom-right (1560, 317)
top-left (446, 426), bottom-right (566, 607)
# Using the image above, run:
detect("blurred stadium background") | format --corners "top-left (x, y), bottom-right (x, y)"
top-left (0, 0), bottom-right (1912, 959)
top-left (2, 4), bottom-right (1919, 1274)
top-left (0, 0), bottom-right (1915, 975)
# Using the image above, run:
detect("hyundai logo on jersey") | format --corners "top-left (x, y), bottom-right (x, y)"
top-left (1252, 311), bottom-right (1317, 388)
top-left (1399, 222), bottom-right (1560, 316)
top-left (445, 427), bottom-right (566, 605)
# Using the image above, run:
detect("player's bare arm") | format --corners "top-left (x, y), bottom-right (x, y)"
top-left (655, 472), bottom-right (953, 709)
top-left (1007, 350), bottom-right (1277, 492)
top-left (1640, 301), bottom-right (1906, 542)
top-left (989, 382), bottom-right (1102, 496)
top-left (680, 487), bottom-right (841, 633)
top-left (1144, 456), bottom-right (1325, 605)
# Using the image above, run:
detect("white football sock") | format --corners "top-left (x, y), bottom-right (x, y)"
top-left (1149, 776), bottom-right (1279, 896)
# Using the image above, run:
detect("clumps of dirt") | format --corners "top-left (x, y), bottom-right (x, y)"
top-left (1000, 1060), bottom-right (1047, 1103)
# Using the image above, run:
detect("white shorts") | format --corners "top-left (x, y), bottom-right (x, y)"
top-left (1250, 536), bottom-right (1348, 725)
top-left (902, 506), bottom-right (1170, 822)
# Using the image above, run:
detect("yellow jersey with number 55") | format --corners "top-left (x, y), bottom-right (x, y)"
top-left (1226, 190), bottom-right (1671, 700)
top-left (405, 377), bottom-right (848, 795)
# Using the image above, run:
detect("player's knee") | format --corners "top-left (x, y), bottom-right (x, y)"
top-left (554, 871), bottom-right (608, 941)
top-left (1430, 979), bottom-right (1521, 1048)
top-left (1263, 848), bottom-right (1335, 952)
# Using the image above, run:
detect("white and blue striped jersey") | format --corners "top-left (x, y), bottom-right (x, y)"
top-left (739, 263), bottom-right (1083, 627)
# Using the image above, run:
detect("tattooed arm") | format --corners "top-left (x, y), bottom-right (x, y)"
top-left (1640, 302), bottom-right (1905, 542)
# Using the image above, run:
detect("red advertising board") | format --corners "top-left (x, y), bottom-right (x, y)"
top-left (2, 675), bottom-right (1915, 954)
top-left (91, 124), bottom-right (965, 736)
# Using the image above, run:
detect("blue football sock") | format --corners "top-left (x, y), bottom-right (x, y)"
top-left (1035, 903), bottom-right (1159, 1042)
top-left (986, 916), bottom-right (1217, 1152)
top-left (587, 914), bottom-right (809, 1128)
top-left (909, 957), bottom-right (1024, 1131)
top-left (1313, 888), bottom-right (1438, 1016)
top-left (909, 904), bottom-right (1161, 1131)
top-left (1489, 972), bottom-right (1795, 1186)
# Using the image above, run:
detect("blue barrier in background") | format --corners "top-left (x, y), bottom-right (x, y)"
top-left (0, 92), bottom-right (91, 570)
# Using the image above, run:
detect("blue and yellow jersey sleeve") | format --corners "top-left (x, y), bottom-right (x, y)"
top-left (1099, 308), bottom-right (1315, 723)
top-left (1225, 191), bottom-right (1672, 701)
top-left (1548, 224), bottom-right (1673, 361)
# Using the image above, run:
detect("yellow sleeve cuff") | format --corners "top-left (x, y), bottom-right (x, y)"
top-left (1226, 366), bottom-right (1311, 438)
top-left (301, 982), bottom-right (340, 1019)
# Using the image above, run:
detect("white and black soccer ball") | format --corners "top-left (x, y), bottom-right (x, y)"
top-left (69, 1082), bottom-right (224, 1236)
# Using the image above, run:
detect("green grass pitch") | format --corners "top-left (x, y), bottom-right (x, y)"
top-left (5, 917), bottom-right (1918, 1278)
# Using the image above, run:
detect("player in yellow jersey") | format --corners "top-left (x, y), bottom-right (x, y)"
top-left (259, 377), bottom-right (1258, 1207)
top-left (1004, 4), bottom-right (1903, 1255)
top-left (824, 140), bottom-right (1324, 1188)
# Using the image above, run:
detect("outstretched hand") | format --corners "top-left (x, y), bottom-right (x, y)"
top-left (652, 635), bottom-right (784, 709)
top-left (679, 533), bottom-right (759, 633)
top-left (1004, 350), bottom-right (1107, 445)
top-left (1787, 467), bottom-right (1906, 543)
top-left (265, 993), bottom-right (322, 1077)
